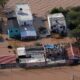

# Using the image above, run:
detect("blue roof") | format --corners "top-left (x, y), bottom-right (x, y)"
top-left (44, 44), bottom-right (55, 49)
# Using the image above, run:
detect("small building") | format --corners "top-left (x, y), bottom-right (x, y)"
top-left (15, 4), bottom-right (37, 40)
top-left (16, 46), bottom-right (46, 67)
top-left (17, 47), bottom-right (26, 57)
top-left (47, 13), bottom-right (67, 34)
top-left (44, 44), bottom-right (66, 61)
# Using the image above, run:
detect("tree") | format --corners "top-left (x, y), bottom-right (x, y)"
top-left (50, 6), bottom-right (80, 30)
top-left (0, 0), bottom-right (8, 8)
top-left (66, 10), bottom-right (80, 30)
top-left (71, 6), bottom-right (80, 12)
top-left (50, 8), bottom-right (61, 14)
top-left (34, 42), bottom-right (42, 46)
top-left (70, 28), bottom-right (80, 41)
top-left (50, 7), bottom-right (68, 16)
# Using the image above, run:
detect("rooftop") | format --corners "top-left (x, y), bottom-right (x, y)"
top-left (17, 47), bottom-right (26, 56)
top-left (17, 46), bottom-right (44, 56)
top-left (66, 44), bottom-right (80, 59)
top-left (48, 13), bottom-right (64, 18)
top-left (15, 3), bottom-right (33, 26)
top-left (15, 4), bottom-right (37, 38)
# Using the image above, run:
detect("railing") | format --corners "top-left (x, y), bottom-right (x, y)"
top-left (0, 63), bottom-right (18, 69)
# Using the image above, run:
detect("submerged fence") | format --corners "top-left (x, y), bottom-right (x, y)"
top-left (0, 63), bottom-right (18, 69)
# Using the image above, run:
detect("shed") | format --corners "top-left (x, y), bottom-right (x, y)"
top-left (47, 13), bottom-right (67, 34)
top-left (17, 47), bottom-right (26, 56)
top-left (15, 4), bottom-right (37, 40)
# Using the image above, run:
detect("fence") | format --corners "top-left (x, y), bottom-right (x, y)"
top-left (0, 63), bottom-right (18, 69)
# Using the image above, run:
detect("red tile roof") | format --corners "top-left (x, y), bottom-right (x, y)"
top-left (66, 45), bottom-right (80, 59)
top-left (0, 55), bottom-right (16, 64)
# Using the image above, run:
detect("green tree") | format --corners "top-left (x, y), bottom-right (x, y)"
top-left (66, 10), bottom-right (80, 30)
top-left (0, 0), bottom-right (8, 8)
top-left (50, 8), bottom-right (60, 14)
top-left (71, 6), bottom-right (80, 12)
top-left (70, 28), bottom-right (80, 41)
top-left (50, 6), bottom-right (80, 30)
top-left (50, 7), bottom-right (68, 16)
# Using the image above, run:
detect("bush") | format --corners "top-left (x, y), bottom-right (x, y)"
top-left (0, 34), bottom-right (3, 42)
top-left (8, 45), bottom-right (13, 49)
top-left (50, 6), bottom-right (80, 31)
top-left (34, 42), bottom-right (42, 46)
top-left (50, 7), bottom-right (68, 16)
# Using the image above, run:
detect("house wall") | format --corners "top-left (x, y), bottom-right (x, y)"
top-left (8, 27), bottom-right (20, 38)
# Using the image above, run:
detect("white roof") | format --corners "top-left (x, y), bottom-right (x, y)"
top-left (47, 13), bottom-right (67, 31)
top-left (26, 58), bottom-right (45, 63)
top-left (20, 58), bottom-right (45, 63)
top-left (15, 4), bottom-right (33, 26)
top-left (17, 47), bottom-right (26, 56)
top-left (48, 13), bottom-right (64, 18)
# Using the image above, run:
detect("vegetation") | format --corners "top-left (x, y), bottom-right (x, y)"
top-left (34, 42), bottom-right (42, 46)
top-left (70, 28), bottom-right (80, 41)
top-left (0, 34), bottom-right (3, 42)
top-left (50, 7), bottom-right (69, 16)
top-left (8, 45), bottom-right (13, 49)
top-left (73, 42), bottom-right (80, 48)
top-left (50, 6), bottom-right (80, 30)
top-left (0, 0), bottom-right (8, 8)
top-left (8, 41), bottom-right (20, 49)
top-left (50, 6), bottom-right (80, 41)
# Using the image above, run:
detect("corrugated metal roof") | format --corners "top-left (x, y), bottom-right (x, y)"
top-left (48, 13), bottom-right (64, 18)
top-left (44, 44), bottom-right (55, 49)
top-left (17, 47), bottom-right (26, 56)
top-left (15, 4), bottom-right (33, 26)
top-left (0, 55), bottom-right (16, 64)
top-left (15, 4), bottom-right (37, 38)
top-left (21, 29), bottom-right (37, 38)
top-left (8, 19), bottom-right (19, 28)
top-left (20, 58), bottom-right (45, 64)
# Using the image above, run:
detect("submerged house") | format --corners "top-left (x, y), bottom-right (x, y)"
top-left (47, 13), bottom-right (67, 35)
top-left (16, 44), bottom-right (68, 67)
top-left (16, 46), bottom-right (46, 67)
top-left (15, 4), bottom-right (37, 40)
top-left (8, 4), bottom-right (37, 40)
